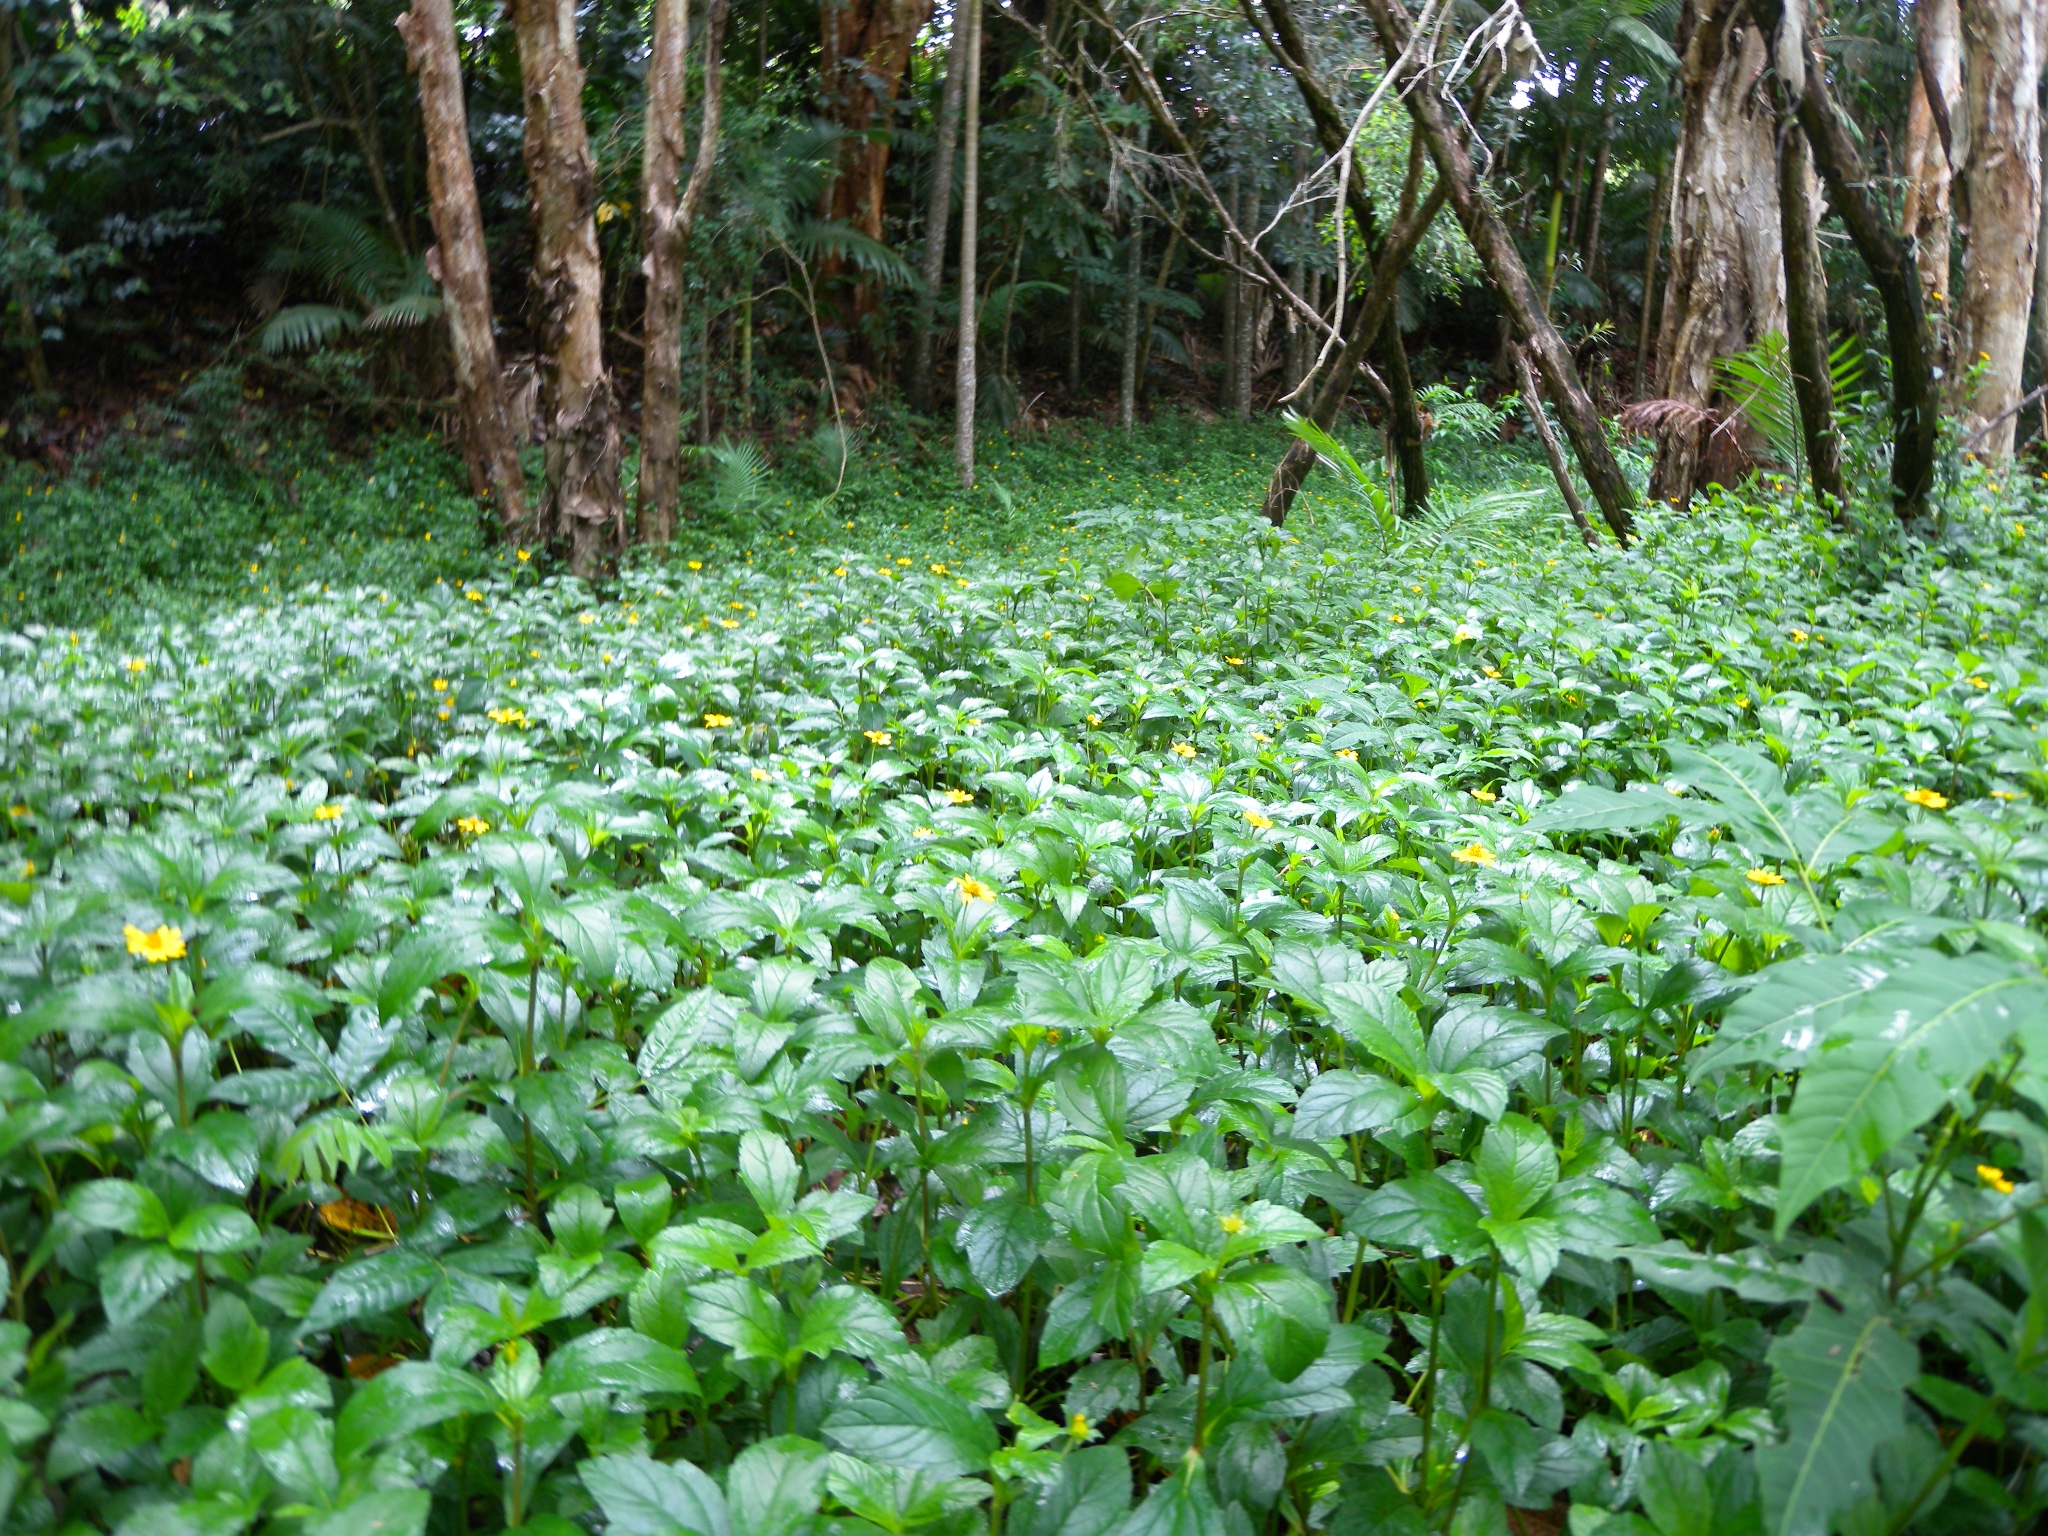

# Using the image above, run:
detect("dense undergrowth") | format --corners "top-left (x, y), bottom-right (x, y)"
top-left (4, 434), bottom-right (2048, 1536)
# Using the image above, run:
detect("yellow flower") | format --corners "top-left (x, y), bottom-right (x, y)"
top-left (896, 557), bottom-right (912, 567)
top-left (2014, 523), bottom-right (2026, 538)
top-left (750, 767), bottom-right (770, 782)
top-left (432, 678), bottom-right (449, 692)
top-left (954, 874), bottom-right (997, 902)
top-left (5, 805), bottom-right (25, 819)
top-left (1902, 787), bottom-right (1950, 810)
top-left (1471, 788), bottom-right (1497, 804)
top-left (1251, 730), bottom-right (1272, 744)
top-left (943, 788), bottom-right (974, 805)
top-left (125, 657), bottom-right (146, 673)
top-left (728, 601), bottom-right (747, 611)
top-left (1087, 713), bottom-right (1102, 727)
top-left (487, 706), bottom-right (528, 727)
top-left (1068, 1412), bottom-right (1092, 1441)
top-left (1246, 811), bottom-right (1275, 829)
top-left (454, 815), bottom-right (491, 836)
top-left (1979, 1164), bottom-right (2017, 1194)
top-left (1968, 676), bottom-right (1990, 690)
top-left (1483, 666), bottom-right (1501, 678)
top-left (864, 730), bottom-right (894, 747)
top-left (913, 826), bottom-right (935, 838)
top-left (124, 923), bottom-right (186, 963)
top-left (1335, 748), bottom-right (1359, 761)
top-left (704, 713), bottom-right (734, 728)
top-left (688, 560), bottom-right (704, 571)
top-left (313, 803), bottom-right (344, 821)
top-left (1171, 742), bottom-right (1197, 758)
top-left (1454, 624), bottom-right (1481, 642)
top-left (833, 566), bottom-right (849, 577)
top-left (1746, 868), bottom-right (1786, 887)
top-left (1992, 789), bottom-right (2024, 801)
top-left (930, 563), bottom-right (948, 575)
top-left (464, 589), bottom-right (483, 602)
top-left (719, 618), bottom-right (740, 628)
top-left (1789, 628), bottom-right (1809, 643)
top-left (1225, 656), bottom-right (1246, 666)
top-left (517, 549), bottom-right (531, 562)
top-left (1218, 1213), bottom-right (1246, 1235)
top-left (579, 613), bottom-right (596, 625)
top-left (1451, 842), bottom-right (1496, 866)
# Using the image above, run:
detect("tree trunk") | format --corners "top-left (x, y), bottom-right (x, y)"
top-left (1357, 0), bottom-right (1636, 543)
top-left (1, 17), bottom-right (50, 399)
top-left (1514, 345), bottom-right (1601, 548)
top-left (1776, 108), bottom-right (1843, 507)
top-left (1234, 187), bottom-right (1258, 421)
top-left (1902, 0), bottom-right (1959, 322)
top-left (1066, 262), bottom-right (1083, 398)
top-left (1137, 212), bottom-right (1180, 399)
top-left (1261, 179), bottom-right (1447, 526)
top-left (1952, 0), bottom-right (2044, 458)
top-left (820, 0), bottom-right (934, 330)
top-left (1380, 322), bottom-right (1428, 515)
top-left (1633, 152), bottom-right (1670, 396)
top-left (1118, 209), bottom-right (1142, 431)
top-left (1652, 0), bottom-right (1786, 508)
top-left (1580, 116), bottom-right (1612, 277)
top-left (639, 0), bottom-right (730, 544)
top-left (514, 0), bottom-right (624, 576)
top-left (2034, 108), bottom-right (2048, 429)
top-left (952, 0), bottom-right (981, 488)
top-left (910, 11), bottom-right (967, 412)
top-left (1221, 171), bottom-right (1241, 414)
top-left (398, 0), bottom-right (530, 539)
top-left (1752, 0), bottom-right (1937, 520)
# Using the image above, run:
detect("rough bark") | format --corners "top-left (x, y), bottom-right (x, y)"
top-left (1380, 323), bottom-right (1428, 516)
top-left (638, 0), bottom-right (730, 544)
top-left (1118, 211), bottom-right (1142, 431)
top-left (1902, 0), bottom-right (1960, 321)
top-left (1952, 0), bottom-right (2044, 458)
top-left (910, 14), bottom-right (967, 412)
top-left (514, 0), bottom-right (624, 576)
top-left (397, 0), bottom-right (530, 539)
top-left (1357, 0), bottom-right (1636, 543)
top-left (952, 0), bottom-right (981, 488)
top-left (1261, 179), bottom-right (1447, 526)
top-left (1752, 0), bottom-right (1937, 519)
top-left (820, 0), bottom-right (933, 324)
top-left (1776, 110), bottom-right (1843, 507)
top-left (1652, 0), bottom-right (1787, 508)
top-left (2, 18), bottom-right (50, 398)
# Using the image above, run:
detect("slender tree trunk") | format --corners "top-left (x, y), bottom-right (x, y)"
top-left (1234, 187), bottom-right (1258, 421)
top-left (1753, 0), bottom-right (1937, 519)
top-left (1776, 110), bottom-right (1843, 506)
top-left (637, 0), bottom-right (689, 541)
top-left (952, 0), bottom-right (981, 488)
top-left (1652, 0), bottom-right (1787, 508)
top-left (1119, 209), bottom-right (1142, 431)
top-left (398, 0), bottom-right (529, 538)
top-left (1261, 180), bottom-right (1447, 525)
top-left (0, 18), bottom-right (49, 399)
top-left (1066, 263), bottom-right (1083, 398)
top-left (1221, 171), bottom-right (1241, 414)
top-left (1136, 212), bottom-right (1179, 398)
top-left (910, 12), bottom-right (967, 412)
top-left (1580, 118), bottom-right (1612, 275)
top-left (1357, 0), bottom-right (1635, 542)
top-left (1515, 345), bottom-right (1601, 548)
top-left (514, 0), bottom-right (624, 576)
top-left (1380, 323), bottom-right (1428, 515)
top-left (1902, 0), bottom-right (1960, 324)
top-left (1633, 153), bottom-right (1670, 396)
top-left (1952, 0), bottom-right (2044, 457)
top-left (2034, 109), bottom-right (2048, 434)
top-left (820, 0), bottom-right (935, 336)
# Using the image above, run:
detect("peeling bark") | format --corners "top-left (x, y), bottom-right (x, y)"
top-left (1952, 0), bottom-right (2044, 458)
top-left (1902, 0), bottom-right (1959, 322)
top-left (910, 15), bottom-right (967, 412)
top-left (398, 0), bottom-right (529, 539)
top-left (1652, 0), bottom-right (1786, 508)
top-left (821, 0), bottom-right (933, 326)
top-left (514, 0), bottom-right (624, 577)
top-left (953, 0), bottom-right (981, 488)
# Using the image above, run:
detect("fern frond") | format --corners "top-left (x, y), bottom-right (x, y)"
top-left (259, 304), bottom-right (360, 354)
top-left (363, 290), bottom-right (444, 331)
top-left (787, 219), bottom-right (916, 286)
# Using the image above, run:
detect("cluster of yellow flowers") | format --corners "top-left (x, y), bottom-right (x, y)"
top-left (312, 804), bottom-right (344, 822)
top-left (486, 706), bottom-right (527, 728)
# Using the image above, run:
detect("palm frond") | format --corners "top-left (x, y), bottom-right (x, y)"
top-left (258, 303), bottom-right (360, 355)
top-left (786, 219), bottom-right (916, 286)
top-left (268, 204), bottom-right (408, 307)
top-left (1285, 413), bottom-right (1399, 547)
top-left (363, 290), bottom-right (444, 331)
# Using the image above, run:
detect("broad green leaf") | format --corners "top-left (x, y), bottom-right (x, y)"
top-left (822, 1378), bottom-right (1000, 1478)
top-left (726, 1437), bottom-right (830, 1536)
top-left (582, 1454), bottom-right (730, 1536)
top-left (201, 1295), bottom-right (268, 1393)
top-left (957, 1190), bottom-right (1052, 1297)
top-left (1531, 784), bottom-right (1683, 834)
top-left (1007, 1444), bottom-right (1131, 1536)
top-left (1758, 1304), bottom-right (1917, 1536)
top-left (335, 1361), bottom-right (493, 1457)
top-left (302, 1491), bottom-right (430, 1536)
top-left (1292, 1069), bottom-right (1418, 1139)
top-left (70, 1179), bottom-right (168, 1239)
top-left (543, 1328), bottom-right (699, 1399)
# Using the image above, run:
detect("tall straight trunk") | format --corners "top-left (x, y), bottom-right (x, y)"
top-left (1902, 0), bottom-right (1960, 322)
top-left (1653, 0), bottom-right (1787, 508)
top-left (1952, 0), bottom-right (2044, 458)
top-left (2035, 110), bottom-right (2048, 427)
top-left (1380, 323), bottom-right (1428, 515)
top-left (639, 0), bottom-right (729, 543)
top-left (1118, 210), bottom-right (1142, 431)
top-left (398, 0), bottom-right (529, 538)
top-left (1261, 180), bottom-right (1448, 525)
top-left (1066, 264), bottom-right (1083, 397)
top-left (910, 13), bottom-right (967, 412)
top-left (952, 0), bottom-right (981, 488)
top-left (0, 19), bottom-right (49, 398)
top-left (1357, 0), bottom-right (1635, 542)
top-left (514, 0), bottom-right (623, 576)
top-left (1221, 171), bottom-right (1241, 414)
top-left (820, 0), bottom-right (935, 332)
top-left (1136, 220), bottom-right (1179, 400)
top-left (1776, 111), bottom-right (1843, 506)
top-left (1633, 153), bottom-right (1671, 396)
top-left (1752, 0), bottom-right (1936, 519)
top-left (1234, 190), bottom-right (1258, 420)
top-left (1580, 118), bottom-right (1613, 275)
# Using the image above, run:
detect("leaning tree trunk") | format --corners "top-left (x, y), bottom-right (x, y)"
top-left (1752, 0), bottom-right (1937, 520)
top-left (514, 0), bottom-right (624, 576)
top-left (1902, 0), bottom-right (1960, 325)
top-left (1951, 0), bottom-right (2044, 458)
top-left (1652, 0), bottom-right (1787, 509)
top-left (639, 0), bottom-right (728, 544)
top-left (397, 0), bottom-right (530, 539)
top-left (909, 11), bottom-right (967, 412)
top-left (952, 0), bottom-right (982, 489)
top-left (1357, 0), bottom-right (1636, 542)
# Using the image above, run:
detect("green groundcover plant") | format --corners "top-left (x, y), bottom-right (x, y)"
top-left (5, 471), bottom-right (2048, 1536)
